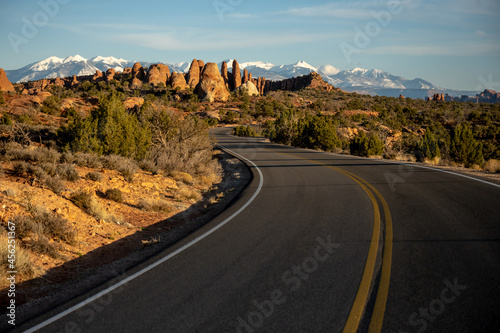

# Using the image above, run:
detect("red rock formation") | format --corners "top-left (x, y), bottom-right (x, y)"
top-left (132, 63), bottom-right (145, 81)
top-left (399, 94), bottom-right (405, 99)
top-left (248, 72), bottom-right (252, 82)
top-left (232, 60), bottom-right (241, 90)
top-left (186, 59), bottom-right (200, 89)
top-left (432, 93), bottom-right (445, 101)
top-left (123, 67), bottom-right (132, 75)
top-left (124, 97), bottom-right (144, 110)
top-left (242, 69), bottom-right (249, 84)
top-left (130, 63), bottom-right (145, 89)
top-left (92, 70), bottom-right (103, 82)
top-left (106, 68), bottom-right (116, 82)
top-left (170, 72), bottom-right (189, 90)
top-left (195, 63), bottom-right (230, 102)
top-left (146, 64), bottom-right (169, 87)
top-left (0, 69), bottom-right (15, 92)
top-left (264, 72), bottom-right (334, 94)
top-left (198, 60), bottom-right (205, 72)
top-left (70, 75), bottom-right (79, 87)
top-left (54, 77), bottom-right (64, 87)
top-left (221, 61), bottom-right (229, 89)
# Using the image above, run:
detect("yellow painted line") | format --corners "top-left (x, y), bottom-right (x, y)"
top-left (272, 150), bottom-right (393, 333)
top-left (272, 150), bottom-right (382, 332)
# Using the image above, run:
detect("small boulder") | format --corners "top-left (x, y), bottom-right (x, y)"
top-left (234, 81), bottom-right (260, 96)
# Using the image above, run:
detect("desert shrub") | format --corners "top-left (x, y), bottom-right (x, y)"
top-left (139, 159), bottom-right (159, 175)
top-left (40, 162), bottom-right (58, 177)
top-left (41, 95), bottom-right (61, 116)
top-left (56, 163), bottom-right (79, 181)
top-left (24, 234), bottom-right (62, 259)
top-left (70, 190), bottom-right (121, 224)
top-left (175, 187), bottom-right (202, 202)
top-left (137, 198), bottom-right (174, 213)
top-left (484, 159), bottom-right (500, 173)
top-left (119, 162), bottom-right (137, 182)
top-left (171, 171), bottom-right (194, 185)
top-left (10, 215), bottom-right (40, 240)
top-left (12, 161), bottom-right (30, 176)
top-left (26, 164), bottom-right (48, 180)
top-left (44, 176), bottom-right (66, 194)
top-left (29, 206), bottom-right (77, 245)
top-left (146, 111), bottom-right (219, 176)
top-left (75, 152), bottom-right (102, 168)
top-left (0, 92), bottom-right (5, 105)
top-left (85, 171), bottom-right (103, 181)
top-left (0, 233), bottom-right (39, 281)
top-left (105, 188), bottom-right (123, 203)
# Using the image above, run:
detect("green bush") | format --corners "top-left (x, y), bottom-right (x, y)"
top-left (234, 125), bottom-right (257, 137)
top-left (294, 115), bottom-right (341, 151)
top-left (1, 113), bottom-right (12, 125)
top-left (450, 123), bottom-right (483, 167)
top-left (350, 131), bottom-right (384, 157)
top-left (41, 95), bottom-right (61, 116)
top-left (416, 130), bottom-right (440, 161)
top-left (58, 94), bottom-right (151, 159)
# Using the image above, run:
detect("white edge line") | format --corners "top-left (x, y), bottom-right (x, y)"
top-left (25, 146), bottom-right (263, 333)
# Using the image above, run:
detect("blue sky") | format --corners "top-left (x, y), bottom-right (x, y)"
top-left (1, 0), bottom-right (499, 90)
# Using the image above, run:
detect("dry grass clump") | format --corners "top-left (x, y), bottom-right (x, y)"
top-left (4, 206), bottom-right (77, 260)
top-left (137, 198), bottom-right (174, 213)
top-left (56, 164), bottom-right (79, 181)
top-left (175, 187), bottom-right (202, 202)
top-left (170, 171), bottom-right (194, 185)
top-left (484, 159), bottom-right (500, 173)
top-left (104, 188), bottom-right (123, 203)
top-left (44, 176), bottom-right (66, 194)
top-left (85, 171), bottom-right (103, 182)
top-left (0, 233), bottom-right (40, 283)
top-left (102, 155), bottom-right (138, 182)
top-left (69, 190), bottom-right (122, 224)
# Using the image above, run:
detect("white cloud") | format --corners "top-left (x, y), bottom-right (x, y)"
top-left (318, 64), bottom-right (340, 75)
top-left (475, 30), bottom-right (487, 37)
top-left (285, 3), bottom-right (371, 19)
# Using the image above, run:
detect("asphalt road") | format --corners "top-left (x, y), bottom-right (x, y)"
top-left (16, 128), bottom-right (500, 332)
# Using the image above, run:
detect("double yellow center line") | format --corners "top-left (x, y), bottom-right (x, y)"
top-left (275, 150), bottom-right (393, 333)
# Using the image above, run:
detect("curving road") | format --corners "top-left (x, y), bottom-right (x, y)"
top-left (17, 128), bottom-right (500, 332)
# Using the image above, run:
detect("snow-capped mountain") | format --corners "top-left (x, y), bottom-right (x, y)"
top-left (4, 55), bottom-right (479, 99)
top-left (6, 55), bottom-right (136, 83)
top-left (325, 68), bottom-right (438, 90)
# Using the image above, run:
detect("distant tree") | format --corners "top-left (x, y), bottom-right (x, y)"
top-left (294, 115), bottom-right (340, 151)
top-left (350, 131), bottom-right (384, 157)
top-left (58, 94), bottom-right (151, 159)
top-left (450, 123), bottom-right (483, 167)
top-left (417, 129), bottom-right (440, 161)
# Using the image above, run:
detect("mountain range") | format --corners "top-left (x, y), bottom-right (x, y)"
top-left (4, 55), bottom-right (479, 100)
